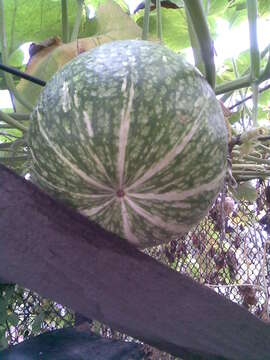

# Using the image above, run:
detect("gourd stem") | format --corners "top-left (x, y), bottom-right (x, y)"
top-left (156, 0), bottom-right (162, 41)
top-left (251, 82), bottom-right (259, 126)
top-left (142, 0), bottom-right (151, 40)
top-left (71, 0), bottom-right (83, 41)
top-left (61, 0), bottom-right (69, 43)
top-left (0, 110), bottom-right (27, 133)
top-left (216, 74), bottom-right (252, 95)
top-left (247, 0), bottom-right (260, 126)
top-left (183, 0), bottom-right (216, 89)
top-left (184, 3), bottom-right (204, 74)
top-left (0, 0), bottom-right (33, 111)
top-left (247, 0), bottom-right (260, 81)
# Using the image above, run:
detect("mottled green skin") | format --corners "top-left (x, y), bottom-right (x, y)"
top-left (28, 40), bottom-right (228, 248)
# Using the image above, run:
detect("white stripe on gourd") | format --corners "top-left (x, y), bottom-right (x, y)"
top-left (128, 169), bottom-right (226, 201)
top-left (125, 197), bottom-right (190, 233)
top-left (80, 197), bottom-right (115, 217)
top-left (120, 198), bottom-right (140, 246)
top-left (36, 109), bottom-right (113, 192)
top-left (117, 79), bottom-right (134, 189)
top-left (126, 102), bottom-right (207, 192)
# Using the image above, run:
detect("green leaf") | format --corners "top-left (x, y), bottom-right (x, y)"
top-left (96, 0), bottom-right (142, 39)
top-left (234, 50), bottom-right (250, 75)
top-left (224, 1), bottom-right (247, 28)
top-left (232, 181), bottom-right (257, 202)
top-left (206, 0), bottom-right (227, 16)
top-left (136, 8), bottom-right (189, 51)
top-left (32, 312), bottom-right (45, 333)
top-left (0, 335), bottom-right (8, 351)
top-left (216, 66), bottom-right (235, 85)
top-left (3, 0), bottom-right (79, 51)
top-left (0, 298), bottom-right (7, 324)
top-left (169, 0), bottom-right (184, 7)
top-left (15, 0), bottom-right (142, 112)
top-left (258, 0), bottom-right (270, 17)
top-left (7, 312), bottom-right (19, 326)
top-left (1, 284), bottom-right (15, 302)
top-left (229, 110), bottom-right (241, 125)
top-left (8, 47), bottom-right (25, 67)
top-left (217, 50), bottom-right (251, 86)
top-left (85, 0), bottom-right (106, 9)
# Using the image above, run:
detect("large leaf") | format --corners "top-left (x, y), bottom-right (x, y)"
top-left (96, 0), bottom-right (141, 38)
top-left (15, 0), bottom-right (142, 112)
top-left (223, 0), bottom-right (247, 28)
top-left (14, 36), bottom-right (112, 112)
top-left (204, 0), bottom-right (228, 16)
top-left (258, 0), bottom-right (270, 17)
top-left (3, 0), bottom-right (79, 52)
top-left (231, 181), bottom-right (257, 202)
top-left (136, 8), bottom-right (189, 52)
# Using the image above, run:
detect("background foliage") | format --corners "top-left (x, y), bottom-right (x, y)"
top-left (0, 0), bottom-right (270, 358)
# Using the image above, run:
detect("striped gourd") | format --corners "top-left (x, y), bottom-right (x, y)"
top-left (28, 40), bottom-right (228, 248)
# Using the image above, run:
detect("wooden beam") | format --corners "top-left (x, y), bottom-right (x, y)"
top-left (0, 164), bottom-right (270, 359)
top-left (1, 327), bottom-right (145, 359)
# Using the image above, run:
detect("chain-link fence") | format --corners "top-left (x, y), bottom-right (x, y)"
top-left (1, 181), bottom-right (269, 358)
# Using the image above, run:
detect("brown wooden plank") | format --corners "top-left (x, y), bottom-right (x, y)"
top-left (1, 327), bottom-right (145, 360)
top-left (0, 164), bottom-right (270, 360)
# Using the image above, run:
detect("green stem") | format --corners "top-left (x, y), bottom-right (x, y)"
top-left (142, 0), bottom-right (151, 40)
top-left (232, 163), bottom-right (265, 170)
top-left (70, 0), bottom-right (83, 41)
top-left (215, 73), bottom-right (254, 95)
top-left (247, 0), bottom-right (260, 126)
top-left (0, 0), bottom-right (33, 111)
top-left (245, 155), bottom-right (270, 165)
top-left (258, 143), bottom-right (270, 152)
top-left (0, 0), bottom-right (8, 60)
top-left (156, 0), bottom-right (162, 41)
top-left (261, 43), bottom-right (270, 58)
top-left (247, 0), bottom-right (260, 81)
top-left (251, 82), bottom-right (259, 126)
top-left (9, 0), bottom-right (17, 53)
top-left (61, 0), bottom-right (69, 43)
top-left (204, 0), bottom-right (210, 16)
top-left (9, 113), bottom-right (30, 120)
top-left (231, 58), bottom-right (252, 119)
top-left (183, 0), bottom-right (215, 89)
top-left (260, 46), bottom-right (270, 81)
top-left (4, 76), bottom-right (33, 111)
top-left (233, 170), bottom-right (270, 176)
top-left (184, 3), bottom-right (204, 74)
top-left (0, 110), bottom-right (27, 133)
